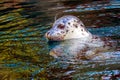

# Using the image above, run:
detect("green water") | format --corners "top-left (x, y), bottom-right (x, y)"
top-left (0, 0), bottom-right (120, 80)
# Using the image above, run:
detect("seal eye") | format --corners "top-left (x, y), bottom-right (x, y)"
top-left (57, 24), bottom-right (65, 29)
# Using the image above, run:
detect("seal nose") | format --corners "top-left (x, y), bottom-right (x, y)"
top-left (45, 31), bottom-right (50, 39)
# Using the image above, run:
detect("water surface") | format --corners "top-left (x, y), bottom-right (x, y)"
top-left (0, 0), bottom-right (120, 79)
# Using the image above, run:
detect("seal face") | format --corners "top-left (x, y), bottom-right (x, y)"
top-left (45, 15), bottom-right (92, 41)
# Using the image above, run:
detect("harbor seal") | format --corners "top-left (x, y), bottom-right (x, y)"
top-left (45, 15), bottom-right (117, 60)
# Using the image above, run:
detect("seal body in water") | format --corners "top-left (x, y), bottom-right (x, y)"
top-left (45, 15), bottom-right (118, 60)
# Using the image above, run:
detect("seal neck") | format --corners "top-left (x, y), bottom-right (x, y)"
top-left (64, 28), bottom-right (92, 41)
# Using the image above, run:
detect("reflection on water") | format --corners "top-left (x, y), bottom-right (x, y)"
top-left (48, 38), bottom-right (119, 59)
top-left (0, 0), bottom-right (120, 79)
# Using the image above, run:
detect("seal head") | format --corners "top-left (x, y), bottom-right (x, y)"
top-left (45, 15), bottom-right (92, 41)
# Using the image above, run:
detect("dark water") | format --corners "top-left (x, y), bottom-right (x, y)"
top-left (0, 0), bottom-right (120, 80)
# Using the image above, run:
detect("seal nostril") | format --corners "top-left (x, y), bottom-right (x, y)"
top-left (45, 32), bottom-right (50, 38)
